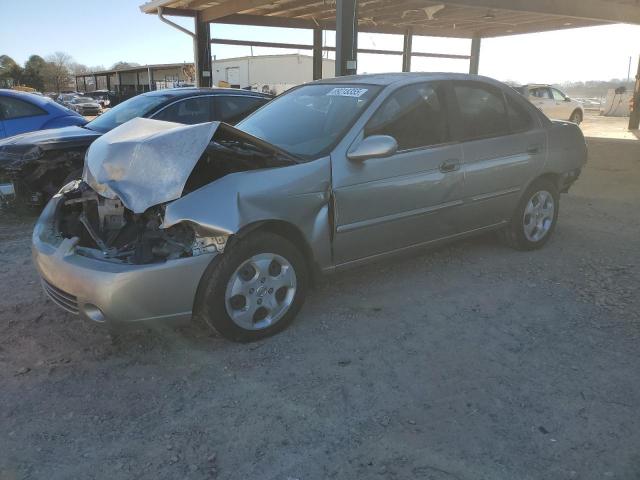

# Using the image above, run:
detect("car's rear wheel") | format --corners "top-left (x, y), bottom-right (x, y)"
top-left (502, 178), bottom-right (559, 251)
top-left (194, 231), bottom-right (308, 342)
top-left (569, 109), bottom-right (582, 125)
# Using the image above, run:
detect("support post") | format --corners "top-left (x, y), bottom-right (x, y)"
top-left (106, 74), bottom-right (111, 92)
top-left (335, 0), bottom-right (358, 77)
top-left (195, 12), bottom-right (212, 87)
top-left (148, 66), bottom-right (153, 91)
top-left (469, 35), bottom-right (481, 74)
top-left (402, 29), bottom-right (412, 72)
top-left (136, 71), bottom-right (140, 93)
top-left (117, 71), bottom-right (122, 94)
top-left (629, 54), bottom-right (640, 130)
top-left (313, 28), bottom-right (323, 80)
top-left (83, 76), bottom-right (87, 92)
top-left (75, 77), bottom-right (79, 92)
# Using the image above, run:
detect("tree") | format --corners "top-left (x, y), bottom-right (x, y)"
top-left (0, 54), bottom-right (23, 88)
top-left (22, 55), bottom-right (47, 91)
top-left (43, 51), bottom-right (73, 92)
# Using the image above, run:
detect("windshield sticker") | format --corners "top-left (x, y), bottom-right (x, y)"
top-left (327, 87), bottom-right (368, 98)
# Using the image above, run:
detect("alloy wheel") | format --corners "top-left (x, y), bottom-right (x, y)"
top-left (522, 190), bottom-right (555, 242)
top-left (224, 253), bottom-right (297, 330)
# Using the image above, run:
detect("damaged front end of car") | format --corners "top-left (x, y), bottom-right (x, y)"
top-left (54, 118), bottom-right (297, 265)
top-left (32, 117), bottom-right (318, 326)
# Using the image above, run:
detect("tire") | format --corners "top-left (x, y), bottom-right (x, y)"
top-left (502, 178), bottom-right (560, 251)
top-left (194, 231), bottom-right (308, 342)
top-left (569, 109), bottom-right (582, 125)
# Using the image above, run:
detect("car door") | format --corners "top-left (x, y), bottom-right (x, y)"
top-left (151, 95), bottom-right (215, 124)
top-left (0, 96), bottom-right (48, 137)
top-left (550, 88), bottom-right (571, 119)
top-left (450, 81), bottom-right (546, 230)
top-left (332, 82), bottom-right (465, 265)
top-left (529, 87), bottom-right (555, 118)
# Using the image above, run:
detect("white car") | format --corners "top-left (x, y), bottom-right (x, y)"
top-left (516, 85), bottom-right (584, 124)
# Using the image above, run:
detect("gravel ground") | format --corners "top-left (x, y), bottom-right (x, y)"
top-left (0, 128), bottom-right (639, 480)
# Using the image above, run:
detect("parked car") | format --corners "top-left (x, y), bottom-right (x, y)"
top-left (32, 73), bottom-right (587, 342)
top-left (0, 88), bottom-right (271, 206)
top-left (57, 93), bottom-right (79, 107)
top-left (0, 89), bottom-right (86, 139)
top-left (83, 90), bottom-right (117, 109)
top-left (515, 84), bottom-right (584, 124)
top-left (69, 96), bottom-right (102, 116)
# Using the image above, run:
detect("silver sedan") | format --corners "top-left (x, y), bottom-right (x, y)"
top-left (33, 73), bottom-right (587, 341)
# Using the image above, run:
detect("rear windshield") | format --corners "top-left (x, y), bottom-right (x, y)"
top-left (237, 84), bottom-right (381, 159)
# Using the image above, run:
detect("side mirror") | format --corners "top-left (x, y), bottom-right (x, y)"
top-left (565, 97), bottom-right (571, 102)
top-left (347, 135), bottom-right (398, 162)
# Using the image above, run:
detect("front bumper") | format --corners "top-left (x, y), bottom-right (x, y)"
top-left (32, 196), bottom-right (216, 325)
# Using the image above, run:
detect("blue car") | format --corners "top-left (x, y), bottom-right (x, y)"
top-left (0, 89), bottom-right (87, 139)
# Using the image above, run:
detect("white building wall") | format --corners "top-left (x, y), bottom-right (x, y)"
top-left (211, 54), bottom-right (335, 91)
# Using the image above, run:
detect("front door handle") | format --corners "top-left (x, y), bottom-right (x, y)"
top-left (439, 159), bottom-right (460, 173)
top-left (526, 145), bottom-right (542, 154)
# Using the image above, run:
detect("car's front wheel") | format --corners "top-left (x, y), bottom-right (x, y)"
top-left (194, 231), bottom-right (308, 342)
top-left (503, 178), bottom-right (559, 250)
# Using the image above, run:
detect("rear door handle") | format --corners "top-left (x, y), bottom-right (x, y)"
top-left (439, 159), bottom-right (460, 173)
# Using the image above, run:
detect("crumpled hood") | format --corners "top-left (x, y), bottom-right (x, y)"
top-left (83, 117), bottom-right (219, 214)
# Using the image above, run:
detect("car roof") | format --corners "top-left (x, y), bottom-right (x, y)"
top-left (0, 88), bottom-right (56, 107)
top-left (141, 87), bottom-right (272, 99)
top-left (312, 72), bottom-right (510, 89)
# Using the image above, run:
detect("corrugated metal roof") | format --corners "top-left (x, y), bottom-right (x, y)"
top-left (139, 0), bottom-right (640, 38)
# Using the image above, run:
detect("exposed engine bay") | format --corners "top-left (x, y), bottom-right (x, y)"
top-left (55, 120), bottom-right (298, 265)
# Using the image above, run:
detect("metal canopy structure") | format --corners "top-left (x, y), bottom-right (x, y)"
top-left (140, 0), bottom-right (640, 128)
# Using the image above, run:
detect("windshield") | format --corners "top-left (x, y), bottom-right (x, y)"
top-left (85, 94), bottom-right (172, 133)
top-left (237, 84), bottom-right (381, 159)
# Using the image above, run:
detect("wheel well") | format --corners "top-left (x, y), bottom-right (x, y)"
top-left (232, 220), bottom-right (320, 283)
top-left (571, 108), bottom-right (583, 120)
top-left (533, 172), bottom-right (562, 191)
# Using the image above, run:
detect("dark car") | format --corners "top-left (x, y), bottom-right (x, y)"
top-left (69, 96), bottom-right (102, 116)
top-left (83, 90), bottom-right (117, 108)
top-left (0, 88), bottom-right (271, 206)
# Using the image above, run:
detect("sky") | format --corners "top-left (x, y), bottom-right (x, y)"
top-left (1, 0), bottom-right (640, 85)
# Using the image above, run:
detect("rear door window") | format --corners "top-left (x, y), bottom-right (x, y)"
top-left (153, 96), bottom-right (214, 124)
top-left (452, 83), bottom-right (510, 140)
top-left (365, 82), bottom-right (450, 150)
top-left (215, 96), bottom-right (269, 124)
top-left (505, 95), bottom-right (534, 132)
top-left (530, 87), bottom-right (552, 99)
top-left (0, 97), bottom-right (47, 120)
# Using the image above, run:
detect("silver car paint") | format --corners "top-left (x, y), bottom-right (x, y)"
top-left (84, 117), bottom-right (218, 213)
top-left (32, 73), bottom-right (587, 325)
top-left (33, 195), bottom-right (215, 324)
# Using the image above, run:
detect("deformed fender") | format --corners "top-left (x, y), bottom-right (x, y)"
top-left (163, 156), bottom-right (333, 269)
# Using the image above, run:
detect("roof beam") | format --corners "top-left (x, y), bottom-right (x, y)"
top-left (439, 0), bottom-right (640, 25)
top-left (200, 0), bottom-right (273, 22)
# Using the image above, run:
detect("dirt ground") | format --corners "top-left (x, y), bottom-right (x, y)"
top-left (1, 113), bottom-right (639, 480)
